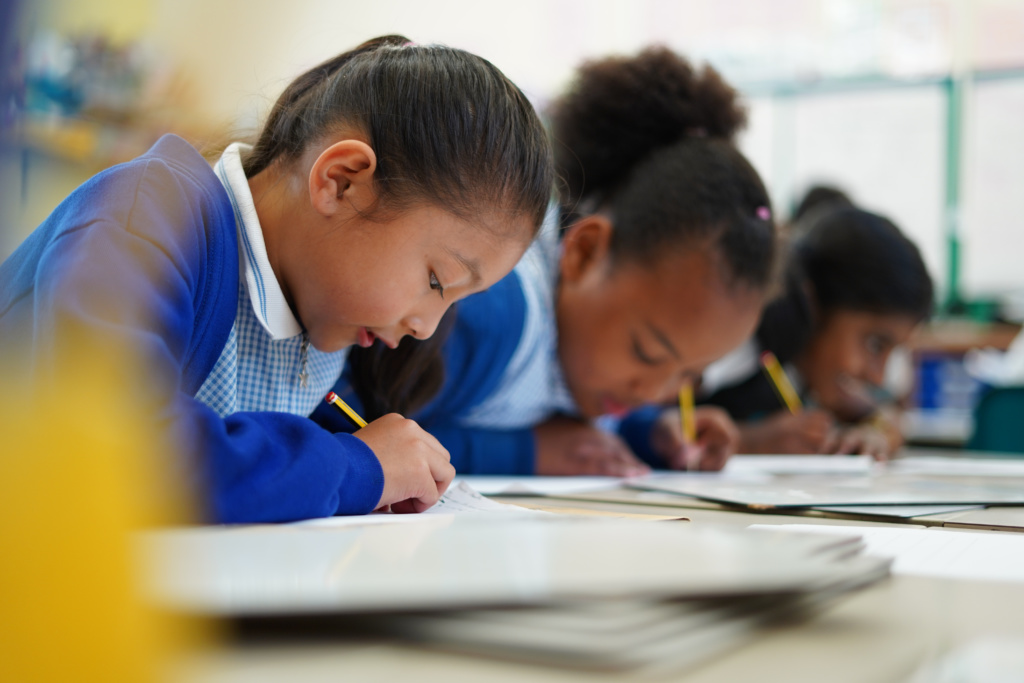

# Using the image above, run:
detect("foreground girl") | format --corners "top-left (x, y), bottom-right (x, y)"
top-left (0, 36), bottom-right (553, 520)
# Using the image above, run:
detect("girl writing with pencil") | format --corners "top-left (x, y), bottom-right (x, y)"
top-left (697, 202), bottom-right (934, 460)
top-left (0, 36), bottom-right (553, 521)
top-left (323, 47), bottom-right (776, 475)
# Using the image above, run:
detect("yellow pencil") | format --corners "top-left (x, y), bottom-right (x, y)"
top-left (679, 381), bottom-right (696, 445)
top-left (324, 391), bottom-right (368, 429)
top-left (760, 351), bottom-right (803, 414)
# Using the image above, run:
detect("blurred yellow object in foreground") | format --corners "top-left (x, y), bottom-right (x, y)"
top-left (0, 341), bottom-right (212, 682)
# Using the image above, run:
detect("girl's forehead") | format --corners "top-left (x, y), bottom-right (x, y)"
top-left (414, 203), bottom-right (535, 240)
top-left (613, 264), bottom-right (762, 342)
top-left (611, 251), bottom-right (749, 305)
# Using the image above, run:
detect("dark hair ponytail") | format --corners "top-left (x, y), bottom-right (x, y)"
top-left (550, 47), bottom-right (776, 292)
top-left (247, 35), bottom-right (554, 418)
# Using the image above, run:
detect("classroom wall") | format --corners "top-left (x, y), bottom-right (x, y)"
top-left (44, 0), bottom-right (1024, 134)
top-left (9, 0), bottom-right (1024, 302)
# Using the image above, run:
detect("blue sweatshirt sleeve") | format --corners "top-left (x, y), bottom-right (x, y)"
top-left (427, 424), bottom-right (536, 474)
top-left (0, 140), bottom-right (383, 523)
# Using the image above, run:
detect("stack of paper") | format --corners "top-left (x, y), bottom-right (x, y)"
top-left (142, 488), bottom-right (890, 675)
top-left (748, 523), bottom-right (1024, 585)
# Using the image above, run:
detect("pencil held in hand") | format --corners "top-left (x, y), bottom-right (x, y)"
top-left (760, 351), bottom-right (803, 414)
top-left (325, 391), bottom-right (368, 428)
top-left (679, 381), bottom-right (696, 445)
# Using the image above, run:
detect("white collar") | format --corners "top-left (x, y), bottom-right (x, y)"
top-left (214, 143), bottom-right (303, 340)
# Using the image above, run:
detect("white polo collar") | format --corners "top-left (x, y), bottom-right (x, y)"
top-left (214, 143), bottom-right (303, 340)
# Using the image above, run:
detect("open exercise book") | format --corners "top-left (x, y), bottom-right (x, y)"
top-left (142, 481), bottom-right (890, 675)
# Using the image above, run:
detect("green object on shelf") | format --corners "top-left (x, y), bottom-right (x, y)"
top-left (967, 387), bottom-right (1024, 454)
top-left (966, 299), bottom-right (999, 323)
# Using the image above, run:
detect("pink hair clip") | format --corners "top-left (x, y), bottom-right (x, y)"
top-left (756, 206), bottom-right (771, 221)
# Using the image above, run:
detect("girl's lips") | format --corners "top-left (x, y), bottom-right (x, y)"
top-left (357, 327), bottom-right (376, 348)
top-left (600, 396), bottom-right (631, 418)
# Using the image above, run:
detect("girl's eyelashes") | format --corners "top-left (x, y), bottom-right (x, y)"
top-left (429, 271), bottom-right (445, 299)
top-left (631, 334), bottom-right (662, 366)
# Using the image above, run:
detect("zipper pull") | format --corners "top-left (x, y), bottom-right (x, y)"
top-left (299, 332), bottom-right (310, 388)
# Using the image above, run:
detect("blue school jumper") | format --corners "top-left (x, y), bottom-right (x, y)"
top-left (0, 134), bottom-right (382, 523)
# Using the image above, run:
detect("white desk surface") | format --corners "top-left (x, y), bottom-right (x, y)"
top-left (171, 497), bottom-right (1024, 683)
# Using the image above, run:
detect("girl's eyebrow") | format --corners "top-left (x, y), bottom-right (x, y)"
top-left (445, 247), bottom-right (482, 287)
top-left (645, 320), bottom-right (681, 360)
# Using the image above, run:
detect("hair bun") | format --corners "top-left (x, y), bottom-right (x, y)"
top-left (551, 47), bottom-right (747, 207)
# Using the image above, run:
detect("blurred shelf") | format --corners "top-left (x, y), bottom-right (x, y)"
top-left (907, 320), bottom-right (1021, 355)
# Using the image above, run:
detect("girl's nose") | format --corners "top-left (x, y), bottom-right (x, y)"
top-left (404, 309), bottom-right (443, 341)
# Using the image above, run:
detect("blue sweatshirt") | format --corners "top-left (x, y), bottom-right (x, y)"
top-left (0, 135), bottom-right (382, 523)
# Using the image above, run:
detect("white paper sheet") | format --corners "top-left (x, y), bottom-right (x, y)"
top-left (888, 456), bottom-right (1024, 478)
top-left (906, 636), bottom-right (1024, 683)
top-left (724, 455), bottom-right (874, 476)
top-left (748, 523), bottom-right (1024, 584)
top-left (293, 481), bottom-right (538, 528)
top-left (630, 471), bottom-right (1024, 507)
top-left (811, 504), bottom-right (984, 518)
top-left (455, 475), bottom-right (623, 496)
top-left (424, 481), bottom-right (546, 514)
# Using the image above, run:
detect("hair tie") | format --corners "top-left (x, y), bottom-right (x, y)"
top-left (756, 206), bottom-right (771, 221)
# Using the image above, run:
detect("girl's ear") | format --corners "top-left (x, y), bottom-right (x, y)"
top-left (309, 140), bottom-right (378, 217)
top-left (560, 214), bottom-right (614, 284)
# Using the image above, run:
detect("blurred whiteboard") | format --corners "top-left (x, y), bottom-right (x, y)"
top-left (790, 86), bottom-right (946, 296)
top-left (739, 77), bottom-right (1024, 299)
top-left (962, 79), bottom-right (1024, 297)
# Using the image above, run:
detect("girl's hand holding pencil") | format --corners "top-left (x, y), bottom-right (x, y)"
top-left (735, 409), bottom-right (836, 455)
top-left (326, 393), bottom-right (454, 513)
top-left (353, 414), bottom-right (455, 513)
top-left (651, 405), bottom-right (739, 472)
